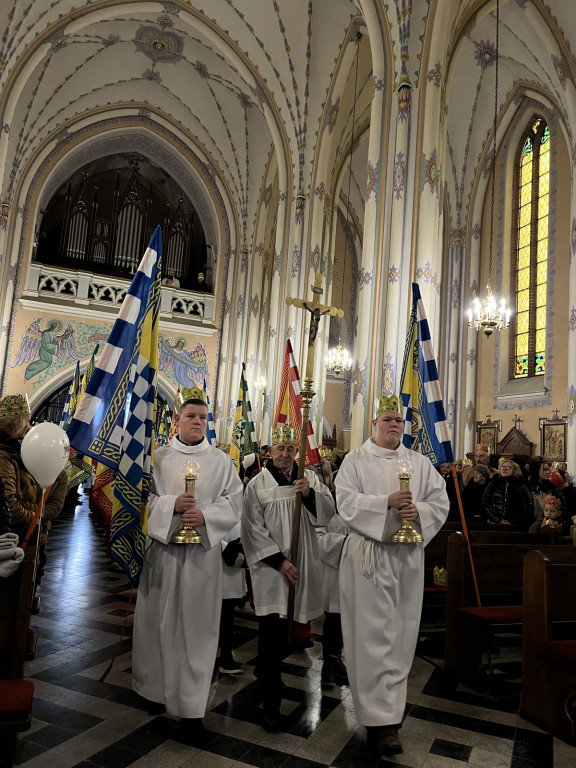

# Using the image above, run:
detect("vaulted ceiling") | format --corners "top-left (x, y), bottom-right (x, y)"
top-left (1, 1), bottom-right (575, 256)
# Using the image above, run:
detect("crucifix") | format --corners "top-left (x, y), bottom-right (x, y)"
top-left (552, 408), bottom-right (560, 419)
top-left (512, 413), bottom-right (523, 430)
top-left (284, 274), bottom-right (343, 637)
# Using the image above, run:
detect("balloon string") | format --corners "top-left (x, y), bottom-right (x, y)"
top-left (21, 487), bottom-right (50, 553)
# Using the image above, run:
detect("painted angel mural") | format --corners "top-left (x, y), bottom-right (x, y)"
top-left (158, 336), bottom-right (209, 389)
top-left (11, 317), bottom-right (80, 380)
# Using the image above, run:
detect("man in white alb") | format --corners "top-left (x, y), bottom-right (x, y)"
top-left (335, 394), bottom-right (449, 758)
top-left (242, 424), bottom-right (336, 731)
top-left (132, 387), bottom-right (243, 743)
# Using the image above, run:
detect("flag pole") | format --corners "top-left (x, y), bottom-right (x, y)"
top-left (284, 274), bottom-right (342, 640)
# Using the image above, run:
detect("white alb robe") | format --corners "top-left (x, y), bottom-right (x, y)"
top-left (242, 466), bottom-right (335, 623)
top-left (335, 440), bottom-right (448, 727)
top-left (317, 513), bottom-right (349, 613)
top-left (132, 437), bottom-right (243, 718)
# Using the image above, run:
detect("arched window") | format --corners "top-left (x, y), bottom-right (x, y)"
top-left (511, 117), bottom-right (550, 378)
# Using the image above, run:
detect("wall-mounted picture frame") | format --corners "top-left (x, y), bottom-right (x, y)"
top-left (540, 419), bottom-right (567, 463)
top-left (476, 420), bottom-right (501, 455)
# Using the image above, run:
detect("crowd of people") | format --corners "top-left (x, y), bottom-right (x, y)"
top-left (437, 443), bottom-right (575, 535)
top-left (3, 387), bottom-right (575, 762)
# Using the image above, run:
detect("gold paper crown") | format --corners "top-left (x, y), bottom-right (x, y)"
top-left (318, 445), bottom-right (332, 458)
top-left (476, 443), bottom-right (489, 453)
top-left (377, 394), bottom-right (401, 415)
top-left (181, 386), bottom-right (206, 403)
top-left (544, 495), bottom-right (562, 511)
top-left (272, 424), bottom-right (297, 445)
top-left (0, 393), bottom-right (30, 417)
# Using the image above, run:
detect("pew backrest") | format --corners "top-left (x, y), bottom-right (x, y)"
top-left (446, 531), bottom-right (573, 606)
top-left (0, 525), bottom-right (39, 678)
top-left (523, 548), bottom-right (576, 631)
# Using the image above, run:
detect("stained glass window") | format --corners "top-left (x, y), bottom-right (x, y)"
top-left (512, 119), bottom-right (549, 378)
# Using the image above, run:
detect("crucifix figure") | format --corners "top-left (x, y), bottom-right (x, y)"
top-left (512, 413), bottom-right (523, 430)
top-left (284, 274), bottom-right (343, 635)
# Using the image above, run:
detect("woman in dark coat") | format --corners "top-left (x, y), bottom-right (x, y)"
top-left (481, 459), bottom-right (535, 529)
top-left (461, 464), bottom-right (492, 521)
top-left (0, 394), bottom-right (42, 542)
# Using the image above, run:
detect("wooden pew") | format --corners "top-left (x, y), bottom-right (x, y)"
top-left (0, 526), bottom-right (39, 768)
top-left (0, 525), bottom-right (39, 678)
top-left (424, 521), bottom-right (534, 581)
top-left (520, 549), bottom-right (576, 745)
top-left (444, 531), bottom-right (572, 689)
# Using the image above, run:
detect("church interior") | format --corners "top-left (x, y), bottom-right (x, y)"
top-left (2, 1), bottom-right (576, 766)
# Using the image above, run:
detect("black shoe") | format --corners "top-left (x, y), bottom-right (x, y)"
top-left (261, 710), bottom-right (281, 732)
top-left (321, 655), bottom-right (349, 687)
top-left (135, 694), bottom-right (166, 715)
top-left (179, 718), bottom-right (206, 746)
top-left (219, 654), bottom-right (243, 675)
top-left (366, 725), bottom-right (403, 757)
top-left (295, 637), bottom-right (314, 650)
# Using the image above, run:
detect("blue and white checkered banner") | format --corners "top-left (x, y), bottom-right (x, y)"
top-left (204, 379), bottom-right (218, 447)
top-left (67, 226), bottom-right (162, 582)
top-left (400, 282), bottom-right (454, 465)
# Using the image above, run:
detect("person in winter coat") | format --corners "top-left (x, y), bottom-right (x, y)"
top-left (461, 465), bottom-right (492, 521)
top-left (481, 460), bottom-right (535, 529)
top-left (0, 477), bottom-right (11, 536)
top-left (0, 394), bottom-right (42, 543)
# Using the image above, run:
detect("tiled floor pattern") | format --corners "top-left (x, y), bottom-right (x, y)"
top-left (12, 494), bottom-right (576, 768)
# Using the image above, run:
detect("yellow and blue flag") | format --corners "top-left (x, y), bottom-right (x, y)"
top-left (67, 226), bottom-right (162, 582)
top-left (230, 363), bottom-right (256, 472)
top-left (204, 380), bottom-right (218, 447)
top-left (400, 282), bottom-right (454, 465)
top-left (67, 345), bottom-right (99, 493)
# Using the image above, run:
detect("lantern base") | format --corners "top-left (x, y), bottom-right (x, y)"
top-left (391, 519), bottom-right (423, 544)
top-left (170, 525), bottom-right (203, 545)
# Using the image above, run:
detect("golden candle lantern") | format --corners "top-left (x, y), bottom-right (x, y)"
top-left (391, 457), bottom-right (423, 544)
top-left (170, 462), bottom-right (203, 544)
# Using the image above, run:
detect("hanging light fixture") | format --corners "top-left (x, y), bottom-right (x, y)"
top-left (325, 31), bottom-right (360, 376)
top-left (468, 0), bottom-right (511, 338)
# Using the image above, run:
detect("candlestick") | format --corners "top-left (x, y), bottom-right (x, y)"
top-left (170, 462), bottom-right (203, 544)
top-left (391, 456), bottom-right (423, 544)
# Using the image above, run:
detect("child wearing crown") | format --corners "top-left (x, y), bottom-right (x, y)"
top-left (132, 386), bottom-right (243, 743)
top-left (334, 394), bottom-right (449, 758)
top-left (529, 494), bottom-right (567, 535)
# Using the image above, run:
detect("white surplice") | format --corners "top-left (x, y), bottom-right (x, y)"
top-left (242, 466), bottom-right (336, 623)
top-left (132, 437), bottom-right (243, 718)
top-left (335, 439), bottom-right (449, 727)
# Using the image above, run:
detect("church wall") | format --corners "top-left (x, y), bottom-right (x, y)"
top-left (5, 306), bottom-right (218, 417)
top-left (474, 113), bottom-right (570, 458)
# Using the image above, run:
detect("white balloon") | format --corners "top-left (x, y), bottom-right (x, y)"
top-left (21, 423), bottom-right (70, 488)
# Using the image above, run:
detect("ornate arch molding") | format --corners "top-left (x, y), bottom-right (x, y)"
top-left (35, 125), bottom-right (220, 249)
top-left (1, 114), bottom-right (233, 392)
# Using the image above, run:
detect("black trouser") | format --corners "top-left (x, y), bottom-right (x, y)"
top-left (218, 598), bottom-right (238, 657)
top-left (321, 611), bottom-right (343, 657)
top-left (257, 613), bottom-right (290, 712)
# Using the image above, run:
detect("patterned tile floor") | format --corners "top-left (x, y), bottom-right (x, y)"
top-left (13, 494), bottom-right (576, 768)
